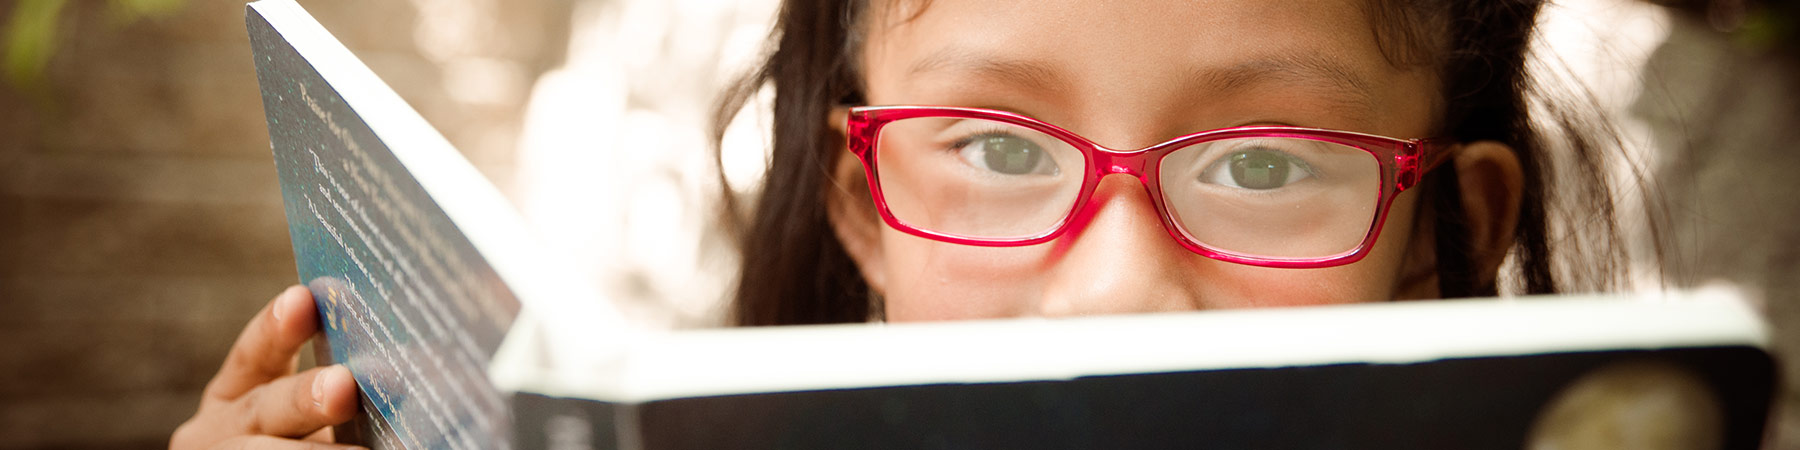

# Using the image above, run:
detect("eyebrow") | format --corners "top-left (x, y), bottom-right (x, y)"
top-left (906, 48), bottom-right (1379, 117)
top-left (1190, 53), bottom-right (1379, 113)
top-left (907, 47), bottom-right (1065, 94)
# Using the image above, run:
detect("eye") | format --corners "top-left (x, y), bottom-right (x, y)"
top-left (954, 133), bottom-right (1060, 176)
top-left (1199, 148), bottom-right (1313, 190)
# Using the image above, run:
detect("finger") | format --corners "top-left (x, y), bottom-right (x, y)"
top-left (302, 426), bottom-right (333, 443)
top-left (233, 365), bottom-right (360, 439)
top-left (207, 286), bottom-right (320, 401)
top-left (207, 435), bottom-right (366, 450)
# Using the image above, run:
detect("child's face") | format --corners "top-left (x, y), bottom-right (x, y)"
top-left (833, 0), bottom-right (1442, 320)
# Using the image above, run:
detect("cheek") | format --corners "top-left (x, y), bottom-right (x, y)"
top-left (1292, 188), bottom-right (1421, 304)
top-left (876, 190), bottom-right (1422, 318)
top-left (1217, 188), bottom-right (1422, 308)
top-left (1203, 260), bottom-right (1400, 309)
top-left (879, 228), bottom-right (1051, 321)
top-left (1100, 188), bottom-right (1419, 311)
top-left (1186, 228), bottom-right (1410, 309)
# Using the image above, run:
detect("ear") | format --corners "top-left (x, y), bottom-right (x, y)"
top-left (1394, 140), bottom-right (1524, 299)
top-left (1452, 140), bottom-right (1525, 289)
top-left (825, 107), bottom-right (890, 294)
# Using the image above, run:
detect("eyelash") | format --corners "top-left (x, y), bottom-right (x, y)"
top-left (944, 129), bottom-right (1024, 152)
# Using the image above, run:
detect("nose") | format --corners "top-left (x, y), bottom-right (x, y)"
top-left (1036, 174), bottom-right (1206, 316)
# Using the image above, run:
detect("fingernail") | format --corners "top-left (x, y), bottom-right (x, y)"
top-left (276, 286), bottom-right (308, 323)
top-left (274, 287), bottom-right (299, 322)
top-left (312, 368), bottom-right (327, 408)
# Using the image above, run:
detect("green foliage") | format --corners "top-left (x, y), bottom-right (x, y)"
top-left (106, 0), bottom-right (188, 24)
top-left (3, 0), bottom-right (64, 89)
top-left (3, 0), bottom-right (189, 91)
top-left (1733, 7), bottom-right (1796, 55)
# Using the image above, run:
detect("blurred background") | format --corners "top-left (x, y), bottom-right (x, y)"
top-left (0, 0), bottom-right (1794, 448)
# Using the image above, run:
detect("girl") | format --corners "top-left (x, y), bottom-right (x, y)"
top-left (174, 0), bottom-right (1636, 448)
top-left (717, 0), bottom-right (1622, 324)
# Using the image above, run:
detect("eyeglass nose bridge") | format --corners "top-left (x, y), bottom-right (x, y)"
top-left (1084, 146), bottom-right (1162, 186)
top-left (1067, 145), bottom-right (1184, 230)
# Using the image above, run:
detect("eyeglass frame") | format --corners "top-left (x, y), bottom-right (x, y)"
top-left (843, 105), bottom-right (1455, 269)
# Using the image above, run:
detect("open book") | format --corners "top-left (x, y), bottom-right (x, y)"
top-left (248, 1), bottom-right (1778, 449)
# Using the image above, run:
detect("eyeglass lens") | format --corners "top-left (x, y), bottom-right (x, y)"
top-left (874, 116), bottom-right (1382, 259)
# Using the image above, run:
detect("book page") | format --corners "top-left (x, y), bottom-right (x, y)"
top-left (251, 3), bottom-right (520, 449)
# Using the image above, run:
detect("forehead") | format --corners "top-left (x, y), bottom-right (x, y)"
top-left (858, 0), bottom-right (1435, 137)
top-left (863, 0), bottom-right (1383, 75)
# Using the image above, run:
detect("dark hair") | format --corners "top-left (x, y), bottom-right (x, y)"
top-left (713, 0), bottom-right (1651, 326)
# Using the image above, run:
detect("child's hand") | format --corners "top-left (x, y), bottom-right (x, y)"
top-left (170, 286), bottom-right (364, 450)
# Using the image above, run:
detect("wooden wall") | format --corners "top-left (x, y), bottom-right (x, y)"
top-left (0, 1), bottom-right (571, 448)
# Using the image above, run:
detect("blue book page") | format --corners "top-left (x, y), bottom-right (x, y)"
top-left (249, 3), bottom-right (521, 449)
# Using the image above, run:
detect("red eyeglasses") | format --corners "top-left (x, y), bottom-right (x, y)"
top-left (844, 105), bottom-right (1453, 269)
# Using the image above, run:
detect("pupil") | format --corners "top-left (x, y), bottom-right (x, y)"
top-left (1229, 150), bottom-right (1289, 190)
top-left (982, 135), bottom-right (1043, 175)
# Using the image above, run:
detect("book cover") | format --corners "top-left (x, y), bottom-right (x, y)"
top-left (497, 296), bottom-right (1777, 450)
top-left (248, 1), bottom-right (1779, 449)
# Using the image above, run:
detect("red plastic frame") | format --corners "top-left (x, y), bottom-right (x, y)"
top-left (845, 105), bottom-right (1452, 269)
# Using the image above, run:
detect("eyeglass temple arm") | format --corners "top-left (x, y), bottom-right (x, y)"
top-left (1396, 138), bottom-right (1457, 192)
